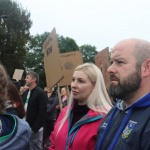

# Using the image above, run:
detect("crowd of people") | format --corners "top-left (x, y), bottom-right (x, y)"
top-left (0, 38), bottom-right (150, 150)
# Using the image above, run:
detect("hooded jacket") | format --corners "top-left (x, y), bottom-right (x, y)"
top-left (0, 114), bottom-right (31, 150)
top-left (49, 105), bottom-right (105, 150)
top-left (95, 92), bottom-right (150, 150)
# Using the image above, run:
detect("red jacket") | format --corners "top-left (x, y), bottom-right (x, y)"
top-left (49, 106), bottom-right (106, 150)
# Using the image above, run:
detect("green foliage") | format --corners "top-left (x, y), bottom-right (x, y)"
top-left (25, 32), bottom-right (49, 88)
top-left (58, 35), bottom-right (79, 53)
top-left (0, 0), bottom-right (32, 77)
top-left (79, 44), bottom-right (98, 63)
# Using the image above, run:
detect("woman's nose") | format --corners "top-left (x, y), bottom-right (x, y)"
top-left (71, 80), bottom-right (77, 88)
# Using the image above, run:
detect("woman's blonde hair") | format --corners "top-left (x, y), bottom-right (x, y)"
top-left (57, 63), bottom-right (112, 134)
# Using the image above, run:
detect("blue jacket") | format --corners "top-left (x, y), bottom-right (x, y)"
top-left (95, 92), bottom-right (150, 150)
top-left (0, 114), bottom-right (31, 150)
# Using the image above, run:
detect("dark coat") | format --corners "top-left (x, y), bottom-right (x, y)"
top-left (22, 86), bottom-right (48, 133)
top-left (47, 93), bottom-right (59, 121)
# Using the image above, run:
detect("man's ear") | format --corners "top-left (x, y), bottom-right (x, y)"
top-left (33, 77), bottom-right (36, 83)
top-left (141, 59), bottom-right (150, 78)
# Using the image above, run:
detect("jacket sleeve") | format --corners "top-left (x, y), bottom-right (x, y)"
top-left (49, 110), bottom-right (62, 150)
top-left (48, 107), bottom-right (68, 150)
top-left (47, 97), bottom-right (59, 113)
top-left (49, 130), bottom-right (56, 150)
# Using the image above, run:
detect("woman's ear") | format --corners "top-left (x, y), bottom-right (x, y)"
top-left (141, 59), bottom-right (150, 78)
top-left (92, 82), bottom-right (95, 90)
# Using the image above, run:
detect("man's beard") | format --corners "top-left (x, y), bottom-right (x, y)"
top-left (109, 68), bottom-right (141, 101)
top-left (25, 82), bottom-right (31, 87)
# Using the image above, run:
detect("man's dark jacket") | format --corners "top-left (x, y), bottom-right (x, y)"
top-left (22, 86), bottom-right (48, 133)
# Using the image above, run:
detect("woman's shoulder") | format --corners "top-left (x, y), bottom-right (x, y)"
top-left (1, 114), bottom-right (31, 133)
top-left (59, 106), bottom-right (68, 116)
top-left (0, 114), bottom-right (31, 149)
top-left (88, 109), bottom-right (107, 118)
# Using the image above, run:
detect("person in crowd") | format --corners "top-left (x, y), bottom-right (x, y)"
top-left (0, 64), bottom-right (31, 150)
top-left (95, 38), bottom-right (150, 150)
top-left (43, 87), bottom-right (59, 149)
top-left (22, 71), bottom-right (48, 150)
top-left (11, 79), bottom-right (21, 91)
top-left (5, 81), bottom-right (25, 119)
top-left (49, 63), bottom-right (112, 150)
top-left (46, 87), bottom-right (60, 118)
top-left (60, 87), bottom-right (68, 108)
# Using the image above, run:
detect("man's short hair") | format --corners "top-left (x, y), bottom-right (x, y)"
top-left (27, 71), bottom-right (39, 84)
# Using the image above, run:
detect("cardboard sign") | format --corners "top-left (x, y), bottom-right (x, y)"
top-left (43, 28), bottom-right (63, 89)
top-left (95, 47), bottom-right (110, 88)
top-left (58, 51), bottom-right (83, 86)
top-left (12, 69), bottom-right (24, 81)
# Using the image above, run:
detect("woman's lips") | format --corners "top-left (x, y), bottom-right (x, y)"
top-left (72, 91), bottom-right (79, 95)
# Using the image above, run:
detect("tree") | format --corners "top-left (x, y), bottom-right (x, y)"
top-left (25, 32), bottom-right (49, 88)
top-left (0, 0), bottom-right (32, 77)
top-left (58, 35), bottom-right (79, 53)
top-left (79, 44), bottom-right (98, 63)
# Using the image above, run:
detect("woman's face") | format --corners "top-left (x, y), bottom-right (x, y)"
top-left (71, 70), bottom-right (94, 105)
top-left (61, 88), bottom-right (67, 96)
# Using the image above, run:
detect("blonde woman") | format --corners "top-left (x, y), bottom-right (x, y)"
top-left (60, 87), bottom-right (68, 108)
top-left (49, 63), bottom-right (112, 150)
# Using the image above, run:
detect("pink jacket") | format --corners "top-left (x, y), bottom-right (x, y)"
top-left (49, 106), bottom-right (106, 150)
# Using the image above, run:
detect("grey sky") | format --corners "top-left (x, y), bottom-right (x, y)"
top-left (16, 0), bottom-right (150, 51)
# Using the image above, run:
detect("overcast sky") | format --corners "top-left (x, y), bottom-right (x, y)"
top-left (16, 0), bottom-right (150, 51)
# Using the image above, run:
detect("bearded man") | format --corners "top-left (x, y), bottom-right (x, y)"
top-left (95, 38), bottom-right (150, 150)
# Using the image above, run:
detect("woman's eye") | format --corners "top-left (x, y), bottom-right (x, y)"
top-left (78, 80), bottom-right (85, 83)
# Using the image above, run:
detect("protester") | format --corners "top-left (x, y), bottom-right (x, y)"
top-left (22, 71), bottom-right (48, 150)
top-left (49, 63), bottom-right (112, 150)
top-left (95, 38), bottom-right (150, 150)
top-left (0, 64), bottom-right (31, 150)
top-left (43, 88), bottom-right (59, 149)
top-left (60, 87), bottom-right (68, 108)
top-left (5, 81), bottom-right (25, 119)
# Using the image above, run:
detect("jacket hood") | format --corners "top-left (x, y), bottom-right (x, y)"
top-left (0, 114), bottom-right (31, 150)
top-left (117, 92), bottom-right (150, 110)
